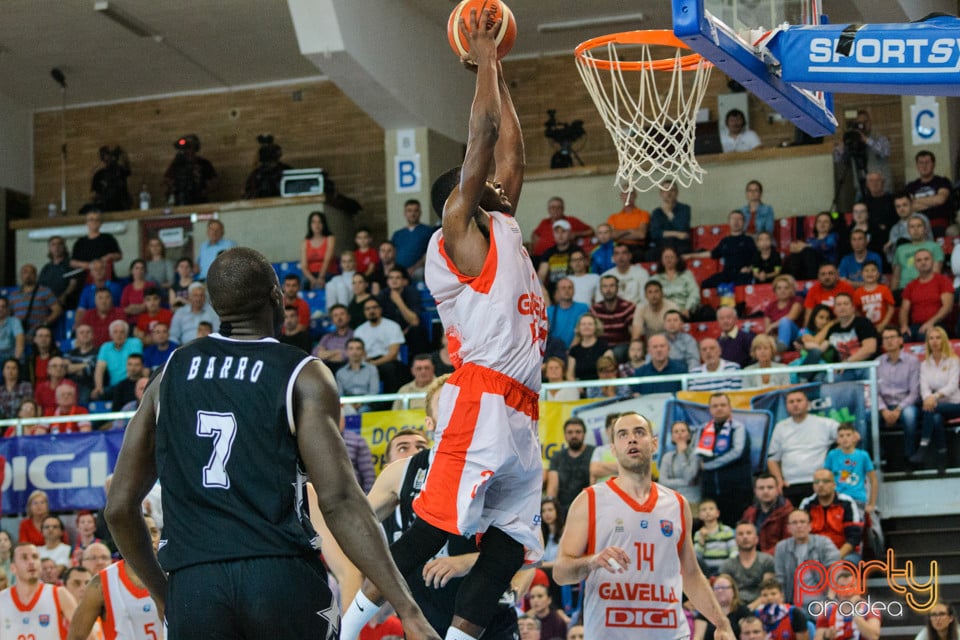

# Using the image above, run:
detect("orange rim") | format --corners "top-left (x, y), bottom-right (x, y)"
top-left (574, 30), bottom-right (711, 72)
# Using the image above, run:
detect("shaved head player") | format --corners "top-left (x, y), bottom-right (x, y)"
top-left (341, 7), bottom-right (547, 640)
top-left (106, 247), bottom-right (439, 640)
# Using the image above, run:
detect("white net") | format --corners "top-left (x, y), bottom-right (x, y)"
top-left (575, 31), bottom-right (713, 193)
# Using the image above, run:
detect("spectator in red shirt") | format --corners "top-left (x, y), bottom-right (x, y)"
top-left (133, 288), bottom-right (172, 345)
top-left (530, 196), bottom-right (593, 259)
top-left (803, 263), bottom-right (855, 326)
top-left (814, 570), bottom-right (881, 640)
top-left (281, 274), bottom-right (311, 333)
top-left (46, 383), bottom-right (92, 433)
top-left (80, 288), bottom-right (126, 348)
top-left (590, 275), bottom-right (635, 355)
top-left (33, 356), bottom-right (77, 415)
top-left (900, 248), bottom-right (954, 343)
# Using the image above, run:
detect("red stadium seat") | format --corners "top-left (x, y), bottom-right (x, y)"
top-left (686, 321), bottom-right (721, 342)
top-left (802, 215), bottom-right (817, 240)
top-left (640, 261), bottom-right (658, 275)
top-left (700, 288), bottom-right (720, 309)
top-left (742, 283), bottom-right (775, 316)
top-left (687, 258), bottom-right (720, 284)
top-left (777, 218), bottom-right (795, 255)
top-left (692, 225), bottom-right (729, 252)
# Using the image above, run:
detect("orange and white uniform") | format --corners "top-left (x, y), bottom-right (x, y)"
top-left (418, 210), bottom-right (547, 561)
top-left (101, 561), bottom-right (164, 640)
top-left (583, 480), bottom-right (689, 640)
top-left (0, 583), bottom-right (69, 640)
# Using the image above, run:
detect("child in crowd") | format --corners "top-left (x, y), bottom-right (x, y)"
top-left (824, 423), bottom-right (877, 515)
top-left (353, 227), bottom-right (378, 278)
top-left (852, 261), bottom-right (895, 333)
top-left (590, 223), bottom-right (615, 275)
top-left (694, 498), bottom-right (737, 577)
top-left (196, 321), bottom-right (214, 338)
top-left (617, 339), bottom-right (646, 378)
top-left (756, 579), bottom-right (809, 640)
top-left (752, 232), bottom-right (782, 283)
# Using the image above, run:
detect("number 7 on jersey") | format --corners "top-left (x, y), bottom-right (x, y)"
top-left (196, 411), bottom-right (238, 489)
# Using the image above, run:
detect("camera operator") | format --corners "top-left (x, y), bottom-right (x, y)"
top-left (242, 134), bottom-right (291, 199)
top-left (163, 134), bottom-right (218, 205)
top-left (90, 145), bottom-right (132, 212)
top-left (834, 109), bottom-right (891, 201)
top-left (544, 109), bottom-right (585, 169)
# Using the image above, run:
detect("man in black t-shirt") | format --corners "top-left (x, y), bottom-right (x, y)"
top-left (701, 211), bottom-right (758, 288)
top-left (70, 209), bottom-right (123, 281)
top-left (106, 247), bottom-right (439, 640)
top-left (823, 293), bottom-right (878, 382)
top-left (537, 220), bottom-right (576, 302)
top-left (905, 150), bottom-right (955, 236)
top-left (545, 418), bottom-right (595, 512)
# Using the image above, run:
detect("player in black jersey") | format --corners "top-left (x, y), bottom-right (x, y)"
top-left (106, 247), bottom-right (440, 640)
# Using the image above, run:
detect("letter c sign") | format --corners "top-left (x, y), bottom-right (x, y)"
top-left (916, 109), bottom-right (936, 139)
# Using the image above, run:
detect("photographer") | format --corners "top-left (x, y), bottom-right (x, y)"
top-left (90, 145), bottom-right (132, 212)
top-left (243, 134), bottom-right (291, 199)
top-left (834, 109), bottom-right (891, 201)
top-left (163, 134), bottom-right (218, 205)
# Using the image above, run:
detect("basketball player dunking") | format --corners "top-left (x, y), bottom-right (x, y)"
top-left (554, 413), bottom-right (736, 640)
top-left (341, 8), bottom-right (546, 640)
top-left (106, 247), bottom-right (439, 640)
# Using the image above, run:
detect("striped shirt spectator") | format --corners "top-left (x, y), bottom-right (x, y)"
top-left (689, 338), bottom-right (743, 391)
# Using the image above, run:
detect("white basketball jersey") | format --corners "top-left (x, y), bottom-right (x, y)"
top-left (0, 582), bottom-right (68, 640)
top-left (583, 480), bottom-right (689, 640)
top-left (425, 211), bottom-right (547, 390)
top-left (101, 561), bottom-right (164, 640)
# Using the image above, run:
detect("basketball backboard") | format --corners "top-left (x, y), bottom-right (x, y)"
top-left (674, 0), bottom-right (960, 136)
top-left (673, 0), bottom-right (837, 136)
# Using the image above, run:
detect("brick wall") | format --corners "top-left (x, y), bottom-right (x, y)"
top-left (31, 57), bottom-right (907, 234)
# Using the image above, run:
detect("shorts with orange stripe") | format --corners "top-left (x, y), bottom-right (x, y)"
top-left (412, 362), bottom-right (544, 563)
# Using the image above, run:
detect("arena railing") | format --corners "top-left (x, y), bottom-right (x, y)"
top-left (0, 361), bottom-right (880, 466)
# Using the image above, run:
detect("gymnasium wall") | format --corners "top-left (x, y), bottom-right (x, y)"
top-left (30, 54), bottom-right (908, 236)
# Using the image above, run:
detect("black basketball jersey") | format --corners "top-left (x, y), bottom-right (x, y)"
top-left (390, 450), bottom-right (519, 638)
top-left (156, 335), bottom-right (319, 572)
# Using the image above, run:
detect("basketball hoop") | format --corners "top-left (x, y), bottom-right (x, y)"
top-left (575, 30), bottom-right (713, 193)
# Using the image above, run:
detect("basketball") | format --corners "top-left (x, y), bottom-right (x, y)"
top-left (447, 0), bottom-right (517, 61)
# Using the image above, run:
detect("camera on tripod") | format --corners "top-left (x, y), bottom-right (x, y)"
top-left (544, 109), bottom-right (585, 169)
top-left (843, 120), bottom-right (867, 158)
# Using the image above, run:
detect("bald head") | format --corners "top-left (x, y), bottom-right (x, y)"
top-left (206, 247), bottom-right (278, 318)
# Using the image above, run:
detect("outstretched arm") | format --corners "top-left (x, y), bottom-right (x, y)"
top-left (493, 60), bottom-right (524, 214)
top-left (105, 380), bottom-right (168, 616)
top-left (294, 361), bottom-right (436, 638)
top-left (441, 8), bottom-right (503, 277)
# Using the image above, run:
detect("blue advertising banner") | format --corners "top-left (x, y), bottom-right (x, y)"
top-left (0, 431), bottom-right (124, 515)
top-left (769, 18), bottom-right (960, 96)
top-left (750, 382), bottom-right (869, 450)
top-left (660, 400), bottom-right (774, 472)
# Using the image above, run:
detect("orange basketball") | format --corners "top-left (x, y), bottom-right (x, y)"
top-left (447, 0), bottom-right (517, 61)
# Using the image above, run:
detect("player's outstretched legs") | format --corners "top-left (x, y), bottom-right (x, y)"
top-left (340, 517), bottom-right (448, 639)
top-left (450, 526), bottom-right (525, 638)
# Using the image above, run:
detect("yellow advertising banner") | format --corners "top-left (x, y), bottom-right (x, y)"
top-left (676, 386), bottom-right (789, 409)
top-left (358, 399), bottom-right (595, 474)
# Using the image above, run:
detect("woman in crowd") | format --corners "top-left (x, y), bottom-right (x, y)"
top-left (751, 231), bottom-right (781, 283)
top-left (0, 530), bottom-right (12, 586)
top-left (300, 211), bottom-right (337, 290)
top-left (651, 246), bottom-right (701, 320)
top-left (3, 399), bottom-right (45, 437)
top-left (347, 273), bottom-right (373, 329)
top-left (539, 497), bottom-right (566, 605)
top-left (26, 325), bottom-right (60, 387)
top-left (743, 334), bottom-right (791, 388)
top-left (585, 354), bottom-right (631, 399)
top-left (916, 602), bottom-right (959, 640)
top-left (543, 356), bottom-right (579, 401)
top-left (144, 237), bottom-right (175, 291)
top-left (786, 212), bottom-right (839, 280)
top-left (120, 258), bottom-right (157, 324)
top-left (70, 510), bottom-right (103, 567)
top-left (168, 257), bottom-right (196, 309)
top-left (763, 274), bottom-right (803, 350)
top-left (566, 313), bottom-right (613, 385)
top-left (915, 326), bottom-right (958, 474)
top-left (659, 421), bottom-right (701, 506)
top-left (790, 303), bottom-right (836, 381)
top-left (0, 358), bottom-right (32, 419)
top-left (694, 573), bottom-right (752, 640)
top-left (18, 489), bottom-right (53, 545)
top-left (739, 180), bottom-right (775, 235)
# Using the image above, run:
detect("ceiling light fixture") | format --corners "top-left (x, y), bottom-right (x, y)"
top-left (537, 13), bottom-right (645, 34)
top-left (93, 1), bottom-right (157, 38)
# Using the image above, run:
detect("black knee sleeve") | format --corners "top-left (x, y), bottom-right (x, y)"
top-left (454, 527), bottom-right (524, 628)
top-left (389, 517), bottom-right (449, 577)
